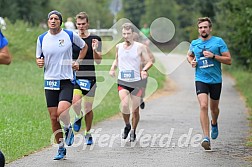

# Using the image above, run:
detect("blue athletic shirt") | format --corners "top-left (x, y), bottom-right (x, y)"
top-left (189, 36), bottom-right (228, 84)
top-left (0, 31), bottom-right (8, 49)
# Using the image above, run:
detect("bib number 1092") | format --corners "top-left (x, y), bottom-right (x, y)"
top-left (44, 80), bottom-right (60, 90)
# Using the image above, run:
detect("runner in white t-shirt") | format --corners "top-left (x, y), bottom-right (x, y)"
top-left (35, 10), bottom-right (87, 160)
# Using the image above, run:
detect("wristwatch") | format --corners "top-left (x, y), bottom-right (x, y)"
top-left (212, 55), bottom-right (215, 59)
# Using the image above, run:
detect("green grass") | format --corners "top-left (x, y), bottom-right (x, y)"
top-left (225, 65), bottom-right (252, 146)
top-left (0, 61), bottom-right (51, 162)
top-left (225, 66), bottom-right (252, 118)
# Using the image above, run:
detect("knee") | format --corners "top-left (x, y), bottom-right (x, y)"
top-left (121, 101), bottom-right (129, 109)
top-left (200, 103), bottom-right (208, 111)
top-left (84, 107), bottom-right (92, 115)
top-left (49, 113), bottom-right (58, 122)
top-left (84, 102), bottom-right (93, 113)
top-left (72, 101), bottom-right (81, 110)
top-left (211, 107), bottom-right (219, 114)
top-left (132, 109), bottom-right (139, 115)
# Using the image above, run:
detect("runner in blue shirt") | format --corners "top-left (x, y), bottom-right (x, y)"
top-left (187, 17), bottom-right (231, 150)
top-left (0, 28), bottom-right (11, 167)
top-left (0, 30), bottom-right (11, 65)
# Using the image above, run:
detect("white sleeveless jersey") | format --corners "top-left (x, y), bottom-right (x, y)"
top-left (36, 30), bottom-right (85, 80)
top-left (118, 42), bottom-right (141, 82)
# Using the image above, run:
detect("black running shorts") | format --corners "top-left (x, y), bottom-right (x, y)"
top-left (45, 80), bottom-right (74, 107)
top-left (195, 81), bottom-right (222, 100)
top-left (74, 79), bottom-right (96, 97)
top-left (117, 80), bottom-right (144, 97)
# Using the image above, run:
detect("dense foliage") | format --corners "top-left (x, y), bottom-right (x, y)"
top-left (0, 0), bottom-right (251, 69)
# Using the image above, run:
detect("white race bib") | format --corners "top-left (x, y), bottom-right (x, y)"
top-left (120, 70), bottom-right (135, 80)
top-left (198, 57), bottom-right (214, 68)
top-left (44, 80), bottom-right (60, 90)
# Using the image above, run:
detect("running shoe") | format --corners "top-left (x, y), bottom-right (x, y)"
top-left (211, 122), bottom-right (218, 140)
top-left (64, 125), bottom-right (74, 146)
top-left (122, 124), bottom-right (131, 139)
top-left (140, 100), bottom-right (145, 109)
top-left (73, 116), bottom-right (83, 132)
top-left (129, 132), bottom-right (136, 142)
top-left (53, 147), bottom-right (66, 160)
top-left (201, 137), bottom-right (211, 150)
top-left (85, 133), bottom-right (93, 145)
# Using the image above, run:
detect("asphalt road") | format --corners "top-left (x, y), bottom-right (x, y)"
top-left (6, 54), bottom-right (252, 167)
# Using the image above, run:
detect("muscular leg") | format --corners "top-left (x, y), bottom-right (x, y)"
top-left (119, 89), bottom-right (130, 124)
top-left (210, 99), bottom-right (220, 125)
top-left (131, 94), bottom-right (141, 130)
top-left (84, 99), bottom-right (93, 132)
top-left (197, 93), bottom-right (210, 137)
top-left (58, 101), bottom-right (72, 127)
top-left (72, 93), bottom-right (82, 116)
top-left (48, 107), bottom-right (63, 144)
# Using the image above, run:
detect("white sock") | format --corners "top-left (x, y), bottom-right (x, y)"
top-left (58, 141), bottom-right (64, 148)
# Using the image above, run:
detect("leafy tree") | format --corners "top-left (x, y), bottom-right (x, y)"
top-left (120, 0), bottom-right (145, 27)
top-left (142, 0), bottom-right (179, 27)
top-left (215, 0), bottom-right (252, 70)
top-left (0, 0), bottom-right (49, 25)
top-left (49, 0), bottom-right (114, 29)
top-left (196, 0), bottom-right (216, 21)
top-left (0, 0), bottom-right (18, 21)
top-left (176, 0), bottom-right (200, 41)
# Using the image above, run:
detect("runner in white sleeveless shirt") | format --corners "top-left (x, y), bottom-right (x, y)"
top-left (109, 23), bottom-right (153, 142)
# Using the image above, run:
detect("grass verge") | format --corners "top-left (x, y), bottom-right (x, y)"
top-left (225, 65), bottom-right (252, 146)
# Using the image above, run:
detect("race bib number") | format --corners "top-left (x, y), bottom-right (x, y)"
top-left (121, 70), bottom-right (134, 80)
top-left (44, 80), bottom-right (60, 90)
top-left (198, 57), bottom-right (214, 68)
top-left (77, 79), bottom-right (91, 91)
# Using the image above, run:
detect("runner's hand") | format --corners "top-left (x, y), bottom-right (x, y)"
top-left (36, 57), bottom-right (44, 68)
top-left (203, 50), bottom-right (214, 58)
top-left (92, 39), bottom-right (99, 51)
top-left (72, 61), bottom-right (80, 71)
top-left (191, 58), bottom-right (197, 68)
top-left (141, 70), bottom-right (148, 79)
top-left (109, 69), bottom-right (116, 77)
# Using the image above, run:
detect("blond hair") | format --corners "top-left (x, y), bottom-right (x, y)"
top-left (75, 12), bottom-right (89, 22)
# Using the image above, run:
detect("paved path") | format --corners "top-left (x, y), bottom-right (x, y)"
top-left (7, 54), bottom-right (252, 167)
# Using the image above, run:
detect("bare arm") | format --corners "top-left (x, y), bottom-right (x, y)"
top-left (109, 45), bottom-right (119, 77)
top-left (187, 50), bottom-right (197, 68)
top-left (0, 46), bottom-right (11, 65)
top-left (140, 44), bottom-right (153, 79)
top-left (146, 46), bottom-right (155, 63)
top-left (73, 44), bottom-right (88, 71)
top-left (92, 39), bottom-right (102, 64)
top-left (203, 50), bottom-right (231, 65)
